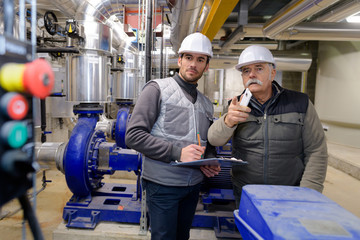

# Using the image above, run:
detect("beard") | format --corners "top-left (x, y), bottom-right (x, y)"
top-left (179, 67), bottom-right (205, 83)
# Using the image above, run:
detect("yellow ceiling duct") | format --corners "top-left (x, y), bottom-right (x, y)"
top-left (200, 0), bottom-right (239, 41)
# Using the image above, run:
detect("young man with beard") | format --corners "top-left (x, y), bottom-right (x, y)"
top-left (208, 45), bottom-right (328, 208)
top-left (125, 33), bottom-right (220, 240)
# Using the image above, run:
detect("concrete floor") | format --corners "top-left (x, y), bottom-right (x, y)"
top-left (1, 143), bottom-right (360, 239)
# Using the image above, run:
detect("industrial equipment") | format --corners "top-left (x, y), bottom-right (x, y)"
top-left (0, 1), bottom-right (54, 239)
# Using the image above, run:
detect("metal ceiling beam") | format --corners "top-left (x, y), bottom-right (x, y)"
top-left (200, 0), bottom-right (239, 41)
top-left (219, 0), bottom-right (248, 50)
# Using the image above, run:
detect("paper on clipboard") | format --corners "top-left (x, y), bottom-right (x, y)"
top-left (170, 157), bottom-right (247, 167)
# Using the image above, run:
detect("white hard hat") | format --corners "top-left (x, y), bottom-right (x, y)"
top-left (235, 45), bottom-right (276, 71)
top-left (178, 32), bottom-right (213, 58)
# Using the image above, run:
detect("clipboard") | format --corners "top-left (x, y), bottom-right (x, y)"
top-left (170, 157), bottom-right (248, 167)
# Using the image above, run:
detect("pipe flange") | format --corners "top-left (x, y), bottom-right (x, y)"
top-left (86, 130), bottom-right (106, 189)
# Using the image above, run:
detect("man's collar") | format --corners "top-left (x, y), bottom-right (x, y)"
top-left (174, 72), bottom-right (198, 88)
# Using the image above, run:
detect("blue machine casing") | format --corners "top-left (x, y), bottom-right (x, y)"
top-left (234, 185), bottom-right (360, 240)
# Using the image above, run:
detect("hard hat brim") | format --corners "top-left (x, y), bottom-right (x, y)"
top-left (178, 50), bottom-right (213, 58)
top-left (235, 60), bottom-right (276, 71)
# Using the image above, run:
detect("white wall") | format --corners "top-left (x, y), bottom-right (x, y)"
top-left (224, 68), bottom-right (245, 102)
top-left (315, 41), bottom-right (360, 148)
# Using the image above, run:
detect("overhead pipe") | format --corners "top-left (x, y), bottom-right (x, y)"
top-left (213, 40), bottom-right (279, 50)
top-left (196, 0), bottom-right (212, 32)
top-left (160, 50), bottom-right (312, 72)
top-left (169, 0), bottom-right (205, 52)
top-left (274, 22), bottom-right (360, 41)
top-left (263, 0), bottom-right (340, 39)
top-left (235, 21), bottom-right (360, 41)
top-left (314, 0), bottom-right (360, 22)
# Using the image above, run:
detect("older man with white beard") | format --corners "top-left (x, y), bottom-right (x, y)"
top-left (207, 45), bottom-right (328, 208)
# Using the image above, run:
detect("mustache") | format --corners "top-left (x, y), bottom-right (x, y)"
top-left (245, 79), bottom-right (263, 87)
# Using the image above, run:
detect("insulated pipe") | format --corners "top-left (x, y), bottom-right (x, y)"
top-left (169, 0), bottom-right (205, 52)
top-left (263, 0), bottom-right (340, 39)
top-left (161, 50), bottom-right (312, 72)
top-left (274, 22), bottom-right (360, 41)
top-left (313, 0), bottom-right (360, 22)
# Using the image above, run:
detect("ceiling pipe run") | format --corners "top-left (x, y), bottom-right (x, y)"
top-left (314, 0), bottom-right (360, 22)
top-left (274, 22), bottom-right (360, 41)
top-left (263, 0), bottom-right (340, 39)
top-left (160, 50), bottom-right (312, 72)
top-left (169, 0), bottom-right (205, 52)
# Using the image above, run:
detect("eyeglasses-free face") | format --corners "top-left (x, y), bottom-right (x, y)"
top-left (240, 62), bottom-right (276, 104)
top-left (240, 63), bottom-right (269, 77)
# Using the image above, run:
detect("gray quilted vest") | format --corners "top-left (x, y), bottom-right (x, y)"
top-left (142, 77), bottom-right (213, 186)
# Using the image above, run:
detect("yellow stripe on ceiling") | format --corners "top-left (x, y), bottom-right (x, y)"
top-left (201, 0), bottom-right (239, 41)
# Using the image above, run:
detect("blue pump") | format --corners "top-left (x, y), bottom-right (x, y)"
top-left (61, 104), bottom-right (240, 238)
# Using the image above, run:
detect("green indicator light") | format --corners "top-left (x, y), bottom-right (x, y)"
top-left (2, 122), bottom-right (28, 148)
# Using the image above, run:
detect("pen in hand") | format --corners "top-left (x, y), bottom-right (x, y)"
top-left (197, 132), bottom-right (203, 158)
top-left (197, 132), bottom-right (201, 146)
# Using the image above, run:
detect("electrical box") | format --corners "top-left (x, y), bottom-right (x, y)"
top-left (0, 37), bottom-right (54, 206)
top-left (0, 35), bottom-right (34, 206)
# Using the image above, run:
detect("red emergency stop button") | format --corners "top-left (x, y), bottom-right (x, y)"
top-left (0, 92), bottom-right (29, 120)
top-left (23, 59), bottom-right (55, 99)
top-left (0, 59), bottom-right (54, 99)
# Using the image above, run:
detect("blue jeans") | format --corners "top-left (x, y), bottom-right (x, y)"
top-left (142, 179), bottom-right (201, 240)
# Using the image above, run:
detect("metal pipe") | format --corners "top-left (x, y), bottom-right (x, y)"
top-left (35, 142), bottom-right (67, 173)
top-left (40, 100), bottom-right (46, 143)
top-left (19, 0), bottom-right (25, 41)
top-left (314, 0), bottom-right (360, 22)
top-left (219, 69), bottom-right (224, 105)
top-left (170, 0), bottom-right (205, 52)
top-left (274, 22), bottom-right (360, 41)
top-left (145, 0), bottom-right (153, 82)
top-left (301, 71), bottom-right (308, 93)
top-left (263, 0), bottom-right (340, 39)
top-left (4, 0), bottom-right (14, 35)
top-left (160, 6), bottom-right (164, 79)
top-left (36, 47), bottom-right (80, 53)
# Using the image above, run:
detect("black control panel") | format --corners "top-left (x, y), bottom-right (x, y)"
top-left (0, 35), bottom-right (35, 206)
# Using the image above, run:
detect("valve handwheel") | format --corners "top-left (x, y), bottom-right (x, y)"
top-left (44, 11), bottom-right (58, 36)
